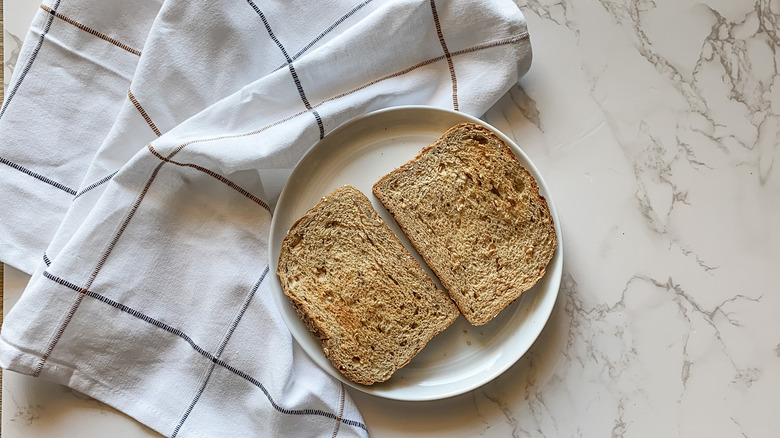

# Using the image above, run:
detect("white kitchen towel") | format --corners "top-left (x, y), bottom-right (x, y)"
top-left (0, 0), bottom-right (532, 436)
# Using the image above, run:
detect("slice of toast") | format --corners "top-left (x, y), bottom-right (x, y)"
top-left (373, 123), bottom-right (557, 326)
top-left (277, 185), bottom-right (459, 385)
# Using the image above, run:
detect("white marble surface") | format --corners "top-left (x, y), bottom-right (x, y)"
top-left (3, 0), bottom-right (779, 436)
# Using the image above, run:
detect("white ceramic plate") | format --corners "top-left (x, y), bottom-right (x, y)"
top-left (269, 106), bottom-right (562, 401)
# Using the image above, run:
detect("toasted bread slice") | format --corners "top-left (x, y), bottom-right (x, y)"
top-left (277, 185), bottom-right (459, 385)
top-left (373, 123), bottom-right (557, 326)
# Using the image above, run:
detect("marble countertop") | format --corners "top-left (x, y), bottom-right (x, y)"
top-left (3, 0), bottom-right (779, 436)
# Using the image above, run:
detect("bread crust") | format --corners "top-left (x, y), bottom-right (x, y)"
top-left (277, 185), bottom-right (459, 385)
top-left (373, 123), bottom-right (557, 325)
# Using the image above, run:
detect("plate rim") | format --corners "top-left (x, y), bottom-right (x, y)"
top-left (268, 105), bottom-right (562, 401)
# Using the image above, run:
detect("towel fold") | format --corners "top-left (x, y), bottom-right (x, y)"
top-left (0, 0), bottom-right (531, 435)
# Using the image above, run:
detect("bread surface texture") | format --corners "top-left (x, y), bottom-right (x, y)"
top-left (277, 185), bottom-right (459, 385)
top-left (373, 123), bottom-right (557, 326)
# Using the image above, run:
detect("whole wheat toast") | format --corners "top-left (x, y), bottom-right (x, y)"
top-left (277, 185), bottom-right (459, 385)
top-left (373, 123), bottom-right (557, 325)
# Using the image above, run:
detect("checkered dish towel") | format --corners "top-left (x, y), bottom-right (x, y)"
top-left (0, 0), bottom-right (531, 436)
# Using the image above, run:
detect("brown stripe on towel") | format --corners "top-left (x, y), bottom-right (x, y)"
top-left (40, 4), bottom-right (142, 56)
top-left (32, 293), bottom-right (86, 377)
top-left (451, 33), bottom-right (529, 56)
top-left (321, 34), bottom-right (525, 105)
top-left (146, 144), bottom-right (271, 212)
top-left (331, 384), bottom-right (346, 438)
top-left (128, 89), bottom-right (162, 137)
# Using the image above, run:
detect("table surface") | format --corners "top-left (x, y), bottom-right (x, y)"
top-left (3, 0), bottom-right (779, 436)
